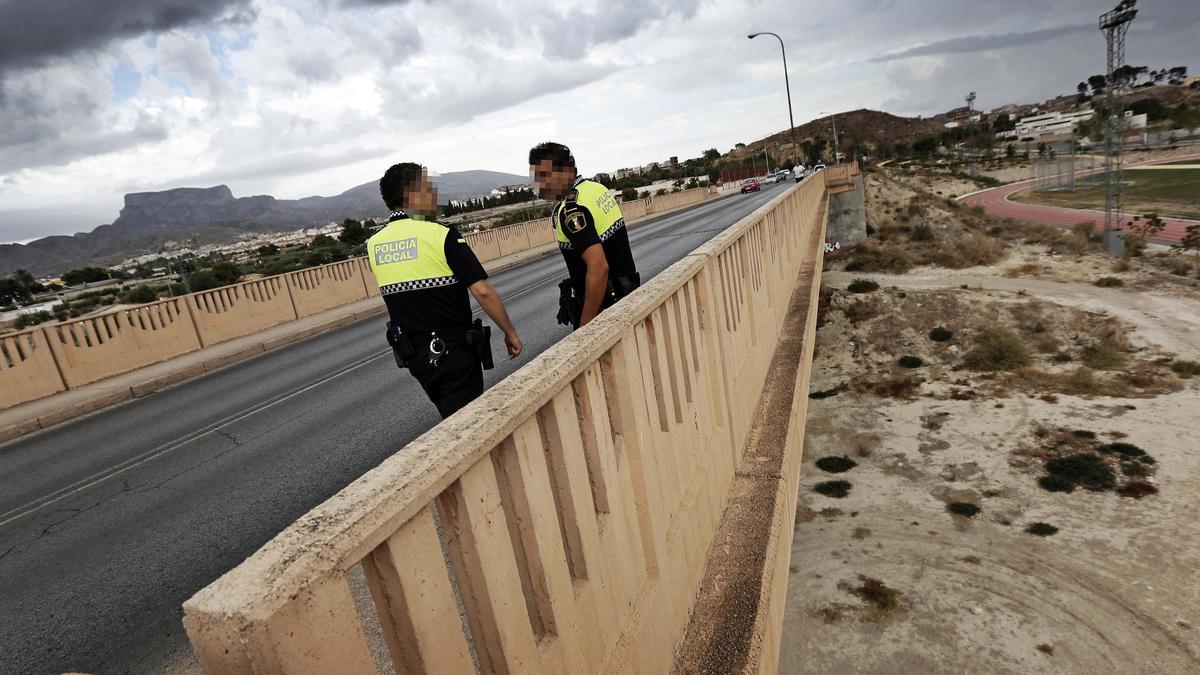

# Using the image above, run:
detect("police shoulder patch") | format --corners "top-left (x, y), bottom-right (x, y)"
top-left (563, 189), bottom-right (579, 203)
top-left (565, 210), bottom-right (588, 234)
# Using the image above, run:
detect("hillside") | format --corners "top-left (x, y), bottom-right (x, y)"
top-left (731, 109), bottom-right (946, 161)
top-left (0, 169), bottom-right (527, 276)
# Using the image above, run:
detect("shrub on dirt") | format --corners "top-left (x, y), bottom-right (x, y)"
top-left (1081, 343), bottom-right (1127, 370)
top-left (1117, 480), bottom-right (1158, 499)
top-left (854, 375), bottom-right (922, 399)
top-left (815, 456), bottom-right (858, 473)
top-left (929, 327), bottom-right (953, 342)
top-left (1097, 442), bottom-right (1146, 458)
top-left (1044, 453), bottom-right (1116, 492)
top-left (809, 387), bottom-right (840, 399)
top-left (947, 502), bottom-right (981, 517)
top-left (962, 326), bottom-right (1031, 371)
top-left (847, 278), bottom-right (880, 293)
top-left (1170, 360), bottom-right (1200, 378)
top-left (1093, 276), bottom-right (1124, 288)
top-left (814, 480), bottom-right (852, 498)
top-left (958, 233), bottom-right (1004, 267)
top-left (909, 223), bottom-right (935, 242)
top-left (846, 576), bottom-right (904, 622)
top-left (1025, 522), bottom-right (1059, 536)
top-left (898, 356), bottom-right (923, 368)
top-left (1055, 233), bottom-right (1089, 256)
top-left (1121, 461), bottom-right (1150, 477)
top-left (1072, 221), bottom-right (1103, 243)
top-left (845, 241), bottom-right (914, 274)
top-left (1038, 474), bottom-right (1076, 492)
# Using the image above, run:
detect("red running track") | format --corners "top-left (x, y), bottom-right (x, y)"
top-left (959, 155), bottom-right (1200, 244)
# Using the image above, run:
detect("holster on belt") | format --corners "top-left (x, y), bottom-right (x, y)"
top-left (466, 318), bottom-right (494, 370)
top-left (385, 321), bottom-right (417, 369)
top-left (611, 272), bottom-right (641, 301)
top-left (557, 279), bottom-right (582, 327)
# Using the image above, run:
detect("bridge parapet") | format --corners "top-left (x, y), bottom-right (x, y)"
top-left (183, 176), bottom-right (828, 674)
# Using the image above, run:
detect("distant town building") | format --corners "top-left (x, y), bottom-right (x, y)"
top-left (945, 106), bottom-right (971, 121)
top-left (999, 109), bottom-right (1096, 141)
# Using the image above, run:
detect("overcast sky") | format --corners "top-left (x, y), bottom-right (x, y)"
top-left (0, 0), bottom-right (1195, 243)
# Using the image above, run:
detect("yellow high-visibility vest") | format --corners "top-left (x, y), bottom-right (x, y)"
top-left (366, 217), bottom-right (457, 294)
top-left (553, 179), bottom-right (625, 248)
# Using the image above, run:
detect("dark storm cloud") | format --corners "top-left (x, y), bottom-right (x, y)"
top-left (870, 24), bottom-right (1091, 62)
top-left (540, 0), bottom-right (701, 59)
top-left (0, 0), bottom-right (255, 73)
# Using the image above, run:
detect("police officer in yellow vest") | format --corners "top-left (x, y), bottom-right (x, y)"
top-left (367, 162), bottom-right (522, 418)
top-left (529, 142), bottom-right (640, 329)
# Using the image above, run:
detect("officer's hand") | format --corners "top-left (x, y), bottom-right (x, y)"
top-left (505, 332), bottom-right (523, 359)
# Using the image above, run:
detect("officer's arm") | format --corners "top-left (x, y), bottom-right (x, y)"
top-left (468, 280), bottom-right (522, 358)
top-left (578, 244), bottom-right (609, 328)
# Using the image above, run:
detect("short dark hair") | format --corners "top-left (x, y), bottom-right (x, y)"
top-left (528, 142), bottom-right (574, 169)
top-left (379, 162), bottom-right (424, 209)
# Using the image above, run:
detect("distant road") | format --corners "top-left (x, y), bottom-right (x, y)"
top-left (960, 155), bottom-right (1200, 244)
top-left (0, 182), bottom-right (789, 675)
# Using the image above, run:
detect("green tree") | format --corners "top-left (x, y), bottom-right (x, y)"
top-left (120, 285), bottom-right (159, 304)
top-left (186, 270), bottom-right (222, 292)
top-left (1005, 144), bottom-right (1016, 159)
top-left (338, 218), bottom-right (371, 247)
top-left (1087, 74), bottom-right (1107, 94)
top-left (702, 148), bottom-right (721, 161)
top-left (256, 243), bottom-right (280, 257)
top-left (913, 136), bottom-right (938, 156)
top-left (210, 261), bottom-right (243, 285)
top-left (620, 187), bottom-right (639, 202)
top-left (62, 266), bottom-right (110, 286)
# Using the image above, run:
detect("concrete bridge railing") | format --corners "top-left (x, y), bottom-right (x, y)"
top-left (0, 188), bottom-right (714, 411)
top-left (182, 175), bottom-right (827, 674)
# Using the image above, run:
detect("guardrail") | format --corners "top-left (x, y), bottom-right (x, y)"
top-left (182, 176), bottom-right (827, 674)
top-left (0, 187), bottom-right (714, 411)
top-left (822, 163), bottom-right (860, 187)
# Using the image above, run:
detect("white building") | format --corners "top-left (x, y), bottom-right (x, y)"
top-left (1000, 109), bottom-right (1095, 140)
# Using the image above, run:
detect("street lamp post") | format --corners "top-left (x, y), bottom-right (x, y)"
top-left (748, 32), bottom-right (796, 164)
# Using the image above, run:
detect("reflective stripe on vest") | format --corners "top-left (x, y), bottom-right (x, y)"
top-left (554, 179), bottom-right (625, 248)
top-left (366, 218), bottom-right (456, 294)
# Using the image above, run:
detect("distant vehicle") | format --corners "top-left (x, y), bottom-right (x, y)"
top-left (764, 174), bottom-right (780, 184)
top-left (740, 178), bottom-right (761, 193)
top-left (813, 163), bottom-right (826, 171)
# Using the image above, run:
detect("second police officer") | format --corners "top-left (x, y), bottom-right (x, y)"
top-left (528, 142), bottom-right (641, 328)
top-left (366, 162), bottom-right (523, 419)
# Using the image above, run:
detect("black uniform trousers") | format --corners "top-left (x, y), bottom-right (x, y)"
top-left (406, 339), bottom-right (484, 419)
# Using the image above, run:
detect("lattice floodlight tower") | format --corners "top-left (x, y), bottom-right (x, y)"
top-left (1099, 0), bottom-right (1137, 256)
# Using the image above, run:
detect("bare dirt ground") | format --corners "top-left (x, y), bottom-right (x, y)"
top-left (779, 169), bottom-right (1200, 674)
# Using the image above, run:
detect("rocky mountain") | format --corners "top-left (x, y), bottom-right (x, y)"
top-left (0, 169), bottom-right (528, 276)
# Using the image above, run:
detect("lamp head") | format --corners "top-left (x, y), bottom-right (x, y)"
top-left (748, 33), bottom-right (760, 39)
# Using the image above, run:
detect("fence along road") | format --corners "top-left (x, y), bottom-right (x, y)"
top-left (0, 182), bottom-right (791, 674)
top-left (183, 176), bottom-right (827, 674)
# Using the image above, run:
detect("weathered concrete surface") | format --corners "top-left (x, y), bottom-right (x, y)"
top-left (181, 177), bottom-right (828, 674)
top-left (673, 202), bottom-right (825, 675)
top-left (827, 176), bottom-right (866, 245)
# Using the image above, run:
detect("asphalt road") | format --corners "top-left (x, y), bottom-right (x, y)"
top-left (959, 154), bottom-right (1200, 244)
top-left (0, 181), bottom-right (789, 675)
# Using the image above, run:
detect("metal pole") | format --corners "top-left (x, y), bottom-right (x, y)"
top-left (748, 32), bottom-right (796, 163)
top-left (831, 113), bottom-right (839, 164)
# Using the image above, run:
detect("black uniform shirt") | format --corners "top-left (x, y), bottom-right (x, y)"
top-left (557, 192), bottom-right (637, 297)
top-left (381, 213), bottom-right (487, 337)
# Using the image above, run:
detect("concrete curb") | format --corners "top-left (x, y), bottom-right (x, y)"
top-left (0, 191), bottom-right (730, 445)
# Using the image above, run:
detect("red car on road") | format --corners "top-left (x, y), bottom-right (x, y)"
top-left (740, 178), bottom-right (761, 193)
